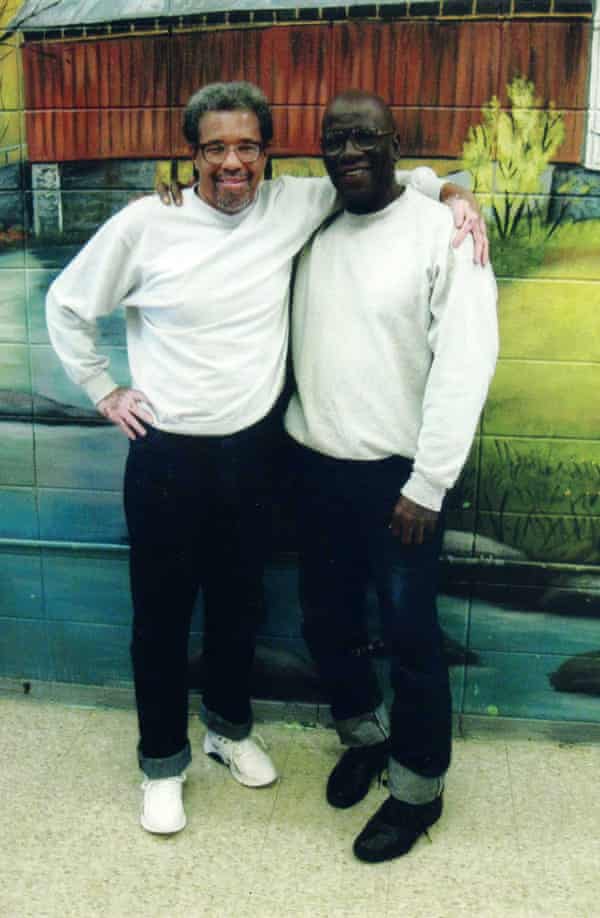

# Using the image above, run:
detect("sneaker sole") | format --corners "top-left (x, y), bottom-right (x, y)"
top-left (140, 812), bottom-right (187, 834)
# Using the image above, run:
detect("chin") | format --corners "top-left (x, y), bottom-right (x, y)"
top-left (216, 190), bottom-right (254, 214)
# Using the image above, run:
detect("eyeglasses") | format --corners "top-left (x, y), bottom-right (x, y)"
top-left (198, 141), bottom-right (264, 165)
top-left (320, 128), bottom-right (395, 157)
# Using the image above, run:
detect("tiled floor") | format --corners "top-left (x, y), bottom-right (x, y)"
top-left (2, 695), bottom-right (600, 918)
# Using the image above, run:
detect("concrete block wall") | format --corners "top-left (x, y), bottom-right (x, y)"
top-left (1, 1), bottom-right (599, 727)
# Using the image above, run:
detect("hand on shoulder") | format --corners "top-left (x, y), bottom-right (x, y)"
top-left (440, 183), bottom-right (489, 267)
top-left (156, 180), bottom-right (193, 207)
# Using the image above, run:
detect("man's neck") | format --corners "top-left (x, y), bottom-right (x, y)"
top-left (345, 181), bottom-right (405, 216)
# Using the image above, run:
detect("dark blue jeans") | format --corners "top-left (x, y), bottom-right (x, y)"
top-left (292, 440), bottom-right (452, 787)
top-left (124, 410), bottom-right (280, 778)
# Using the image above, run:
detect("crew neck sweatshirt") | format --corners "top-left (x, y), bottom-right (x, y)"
top-left (46, 169), bottom-right (443, 436)
top-left (284, 187), bottom-right (498, 511)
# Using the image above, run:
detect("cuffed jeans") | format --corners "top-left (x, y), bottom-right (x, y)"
top-left (124, 410), bottom-right (279, 779)
top-left (292, 441), bottom-right (452, 803)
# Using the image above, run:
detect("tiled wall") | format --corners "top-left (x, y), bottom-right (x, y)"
top-left (1, 6), bottom-right (600, 727)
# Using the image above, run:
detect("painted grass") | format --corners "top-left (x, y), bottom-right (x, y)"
top-left (492, 217), bottom-right (600, 281)
top-left (477, 510), bottom-right (600, 565)
top-left (480, 439), bottom-right (600, 517)
top-left (477, 439), bottom-right (600, 564)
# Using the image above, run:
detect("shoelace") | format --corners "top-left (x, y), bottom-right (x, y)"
top-left (232, 733), bottom-right (268, 760)
top-left (215, 732), bottom-right (268, 761)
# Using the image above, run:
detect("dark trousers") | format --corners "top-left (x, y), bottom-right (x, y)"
top-left (124, 410), bottom-right (279, 774)
top-left (292, 440), bottom-right (452, 781)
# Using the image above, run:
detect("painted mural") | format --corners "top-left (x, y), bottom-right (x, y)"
top-left (1, 0), bottom-right (599, 724)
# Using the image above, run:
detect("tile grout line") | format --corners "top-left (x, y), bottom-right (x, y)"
top-left (243, 723), bottom-right (295, 911)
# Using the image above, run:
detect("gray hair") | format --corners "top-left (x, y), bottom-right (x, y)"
top-left (182, 82), bottom-right (274, 148)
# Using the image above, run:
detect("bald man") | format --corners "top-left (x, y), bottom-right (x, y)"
top-left (285, 91), bottom-right (498, 862)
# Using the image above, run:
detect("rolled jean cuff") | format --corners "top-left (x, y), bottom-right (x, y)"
top-left (200, 702), bottom-right (252, 741)
top-left (138, 740), bottom-right (191, 779)
top-left (388, 756), bottom-right (445, 804)
top-left (336, 703), bottom-right (390, 747)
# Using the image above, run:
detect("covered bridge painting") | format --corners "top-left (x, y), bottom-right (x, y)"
top-left (0, 0), bottom-right (600, 721)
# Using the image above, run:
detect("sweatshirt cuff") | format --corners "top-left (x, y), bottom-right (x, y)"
top-left (82, 372), bottom-right (119, 406)
top-left (401, 470), bottom-right (446, 512)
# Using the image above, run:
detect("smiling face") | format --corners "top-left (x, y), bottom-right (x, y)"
top-left (194, 109), bottom-right (267, 214)
top-left (321, 93), bottom-right (401, 215)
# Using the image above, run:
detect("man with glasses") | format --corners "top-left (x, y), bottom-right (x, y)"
top-left (46, 81), bottom-right (488, 836)
top-left (285, 89), bottom-right (498, 861)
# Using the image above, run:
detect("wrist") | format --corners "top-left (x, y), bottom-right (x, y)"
top-left (85, 372), bottom-right (119, 407)
top-left (440, 182), bottom-right (460, 203)
top-left (401, 472), bottom-right (445, 513)
top-left (440, 181), bottom-right (476, 204)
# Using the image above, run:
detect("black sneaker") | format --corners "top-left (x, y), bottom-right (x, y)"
top-left (326, 741), bottom-right (390, 809)
top-left (353, 793), bottom-right (443, 863)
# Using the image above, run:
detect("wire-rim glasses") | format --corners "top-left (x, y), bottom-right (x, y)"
top-left (198, 141), bottom-right (264, 165)
top-left (321, 128), bottom-right (394, 157)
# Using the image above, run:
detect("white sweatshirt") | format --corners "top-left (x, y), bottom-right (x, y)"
top-left (284, 187), bottom-right (498, 511)
top-left (46, 170), bottom-right (443, 436)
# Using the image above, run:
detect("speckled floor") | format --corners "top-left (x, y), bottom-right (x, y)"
top-left (2, 695), bottom-right (600, 918)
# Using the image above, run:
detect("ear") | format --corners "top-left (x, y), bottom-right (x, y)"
top-left (391, 133), bottom-right (401, 161)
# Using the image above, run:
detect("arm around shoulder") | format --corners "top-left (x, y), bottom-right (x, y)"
top-left (396, 166), bottom-right (444, 202)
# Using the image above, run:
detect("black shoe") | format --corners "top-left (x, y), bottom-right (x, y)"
top-left (326, 741), bottom-right (390, 809)
top-left (353, 793), bottom-right (443, 863)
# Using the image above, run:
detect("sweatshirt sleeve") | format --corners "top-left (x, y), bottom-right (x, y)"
top-left (401, 232), bottom-right (499, 511)
top-left (46, 212), bottom-right (140, 405)
top-left (396, 167), bottom-right (444, 202)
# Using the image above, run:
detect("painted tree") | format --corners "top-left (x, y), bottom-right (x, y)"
top-left (462, 76), bottom-right (566, 239)
top-left (0, 0), bottom-right (24, 156)
top-left (0, 1), bottom-right (63, 157)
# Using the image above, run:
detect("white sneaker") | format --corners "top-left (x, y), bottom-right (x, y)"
top-left (140, 773), bottom-right (186, 834)
top-left (203, 731), bottom-right (278, 788)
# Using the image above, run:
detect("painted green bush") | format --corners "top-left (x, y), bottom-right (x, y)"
top-left (463, 76), bottom-right (565, 236)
